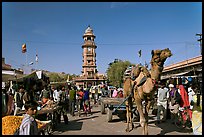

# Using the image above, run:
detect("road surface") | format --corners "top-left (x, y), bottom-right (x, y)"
top-left (52, 103), bottom-right (193, 135)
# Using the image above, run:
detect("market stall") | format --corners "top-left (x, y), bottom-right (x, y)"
top-left (2, 115), bottom-right (51, 135)
top-left (16, 101), bottom-right (62, 134)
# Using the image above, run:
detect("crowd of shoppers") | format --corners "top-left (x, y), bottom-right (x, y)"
top-left (154, 77), bottom-right (202, 135)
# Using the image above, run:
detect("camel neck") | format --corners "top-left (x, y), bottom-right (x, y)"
top-left (150, 64), bottom-right (163, 81)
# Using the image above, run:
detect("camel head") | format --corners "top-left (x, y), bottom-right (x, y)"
top-left (151, 48), bottom-right (172, 67)
top-left (159, 48), bottom-right (172, 61)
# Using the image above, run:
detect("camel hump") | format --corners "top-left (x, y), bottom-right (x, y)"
top-left (141, 66), bottom-right (150, 77)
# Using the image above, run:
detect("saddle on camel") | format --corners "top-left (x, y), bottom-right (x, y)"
top-left (123, 48), bottom-right (172, 135)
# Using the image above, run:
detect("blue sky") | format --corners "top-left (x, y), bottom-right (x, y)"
top-left (2, 2), bottom-right (202, 75)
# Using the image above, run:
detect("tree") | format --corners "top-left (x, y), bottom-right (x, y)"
top-left (106, 59), bottom-right (134, 88)
top-left (48, 73), bottom-right (62, 82)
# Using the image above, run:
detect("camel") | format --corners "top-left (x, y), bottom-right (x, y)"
top-left (123, 48), bottom-right (172, 135)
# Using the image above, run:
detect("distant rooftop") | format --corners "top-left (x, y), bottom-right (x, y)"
top-left (163, 55), bottom-right (202, 72)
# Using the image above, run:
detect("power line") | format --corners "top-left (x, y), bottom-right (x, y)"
top-left (2, 39), bottom-right (197, 46)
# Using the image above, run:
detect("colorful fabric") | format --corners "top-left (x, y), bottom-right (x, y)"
top-left (112, 90), bottom-right (118, 98)
top-left (77, 91), bottom-right (84, 100)
top-left (179, 85), bottom-right (189, 108)
top-left (83, 90), bottom-right (89, 101)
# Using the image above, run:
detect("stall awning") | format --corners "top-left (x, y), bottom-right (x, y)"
top-left (161, 71), bottom-right (194, 80)
top-left (2, 70), bottom-right (15, 75)
top-left (7, 70), bottom-right (49, 82)
top-left (2, 70), bottom-right (25, 82)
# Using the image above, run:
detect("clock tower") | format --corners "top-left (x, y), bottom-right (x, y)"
top-left (74, 25), bottom-right (105, 88)
top-left (82, 25), bottom-right (97, 78)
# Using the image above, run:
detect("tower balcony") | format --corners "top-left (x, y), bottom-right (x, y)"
top-left (87, 75), bottom-right (94, 79)
top-left (82, 44), bottom-right (97, 48)
top-left (82, 65), bottom-right (96, 68)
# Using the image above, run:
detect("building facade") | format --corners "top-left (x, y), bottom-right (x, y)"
top-left (2, 57), bottom-right (24, 82)
top-left (161, 55), bottom-right (202, 94)
top-left (74, 26), bottom-right (106, 88)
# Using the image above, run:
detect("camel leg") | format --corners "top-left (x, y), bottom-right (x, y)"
top-left (135, 98), bottom-right (146, 134)
top-left (129, 99), bottom-right (134, 131)
top-left (125, 99), bottom-right (130, 132)
top-left (125, 97), bottom-right (134, 132)
top-left (143, 99), bottom-right (151, 135)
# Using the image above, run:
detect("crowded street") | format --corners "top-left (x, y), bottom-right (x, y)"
top-left (52, 102), bottom-right (193, 135)
top-left (2, 2), bottom-right (202, 135)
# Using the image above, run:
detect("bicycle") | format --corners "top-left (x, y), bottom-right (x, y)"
top-left (174, 106), bottom-right (192, 130)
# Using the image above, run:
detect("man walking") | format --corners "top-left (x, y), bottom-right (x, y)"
top-left (157, 82), bottom-right (169, 124)
top-left (69, 86), bottom-right (76, 116)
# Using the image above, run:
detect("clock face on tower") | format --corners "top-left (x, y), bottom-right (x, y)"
top-left (88, 47), bottom-right (91, 52)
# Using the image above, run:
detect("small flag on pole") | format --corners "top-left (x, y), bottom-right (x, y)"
top-left (138, 50), bottom-right (142, 57)
top-left (22, 43), bottom-right (27, 53)
top-left (36, 54), bottom-right (38, 62)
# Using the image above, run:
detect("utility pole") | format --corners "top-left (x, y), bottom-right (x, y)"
top-left (196, 33), bottom-right (202, 55)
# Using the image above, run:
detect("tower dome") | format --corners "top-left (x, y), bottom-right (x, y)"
top-left (85, 25), bottom-right (93, 33)
top-left (83, 25), bottom-right (95, 39)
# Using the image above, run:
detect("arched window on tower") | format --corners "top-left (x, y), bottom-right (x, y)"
top-left (87, 37), bottom-right (91, 41)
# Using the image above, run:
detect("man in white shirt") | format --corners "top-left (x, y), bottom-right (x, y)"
top-left (157, 82), bottom-right (169, 123)
top-left (188, 84), bottom-right (195, 110)
top-left (53, 87), bottom-right (62, 103)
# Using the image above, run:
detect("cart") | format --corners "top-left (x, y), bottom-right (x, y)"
top-left (100, 96), bottom-right (139, 122)
top-left (17, 105), bottom-right (62, 134)
top-left (36, 105), bottom-right (62, 134)
top-left (37, 120), bottom-right (52, 135)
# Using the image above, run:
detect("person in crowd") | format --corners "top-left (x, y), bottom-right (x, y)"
top-left (36, 91), bottom-right (53, 121)
top-left (117, 90), bottom-right (123, 98)
top-left (112, 87), bottom-right (118, 98)
top-left (50, 86), bottom-right (55, 101)
top-left (188, 84), bottom-right (196, 110)
top-left (83, 88), bottom-right (91, 115)
top-left (76, 87), bottom-right (84, 116)
top-left (64, 86), bottom-right (70, 112)
top-left (69, 86), bottom-right (76, 116)
top-left (22, 89), bottom-right (31, 110)
top-left (103, 86), bottom-right (111, 97)
top-left (57, 86), bottom-right (69, 124)
top-left (40, 85), bottom-right (51, 104)
top-left (178, 84), bottom-right (190, 107)
top-left (2, 87), bottom-right (8, 116)
top-left (48, 85), bottom-right (54, 100)
top-left (19, 100), bottom-right (39, 135)
top-left (14, 86), bottom-right (24, 116)
top-left (98, 86), bottom-right (102, 100)
top-left (53, 87), bottom-right (62, 103)
top-left (156, 82), bottom-right (169, 124)
top-left (9, 81), bottom-right (18, 95)
top-left (178, 84), bottom-right (192, 122)
top-left (168, 83), bottom-right (181, 124)
top-left (94, 87), bottom-right (98, 104)
top-left (6, 92), bottom-right (15, 115)
top-left (3, 82), bottom-right (14, 115)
